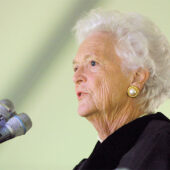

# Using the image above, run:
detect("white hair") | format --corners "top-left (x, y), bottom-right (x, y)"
top-left (73, 9), bottom-right (170, 113)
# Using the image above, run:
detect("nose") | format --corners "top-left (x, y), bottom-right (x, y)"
top-left (73, 67), bottom-right (87, 85)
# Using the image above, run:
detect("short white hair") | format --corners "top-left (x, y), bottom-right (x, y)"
top-left (73, 9), bottom-right (170, 113)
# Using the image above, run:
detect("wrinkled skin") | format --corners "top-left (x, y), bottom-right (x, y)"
top-left (73, 32), bottom-right (149, 141)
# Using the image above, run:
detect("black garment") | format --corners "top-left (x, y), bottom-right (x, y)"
top-left (73, 112), bottom-right (170, 170)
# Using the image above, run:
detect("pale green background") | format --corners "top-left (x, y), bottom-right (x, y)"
top-left (0, 0), bottom-right (169, 169)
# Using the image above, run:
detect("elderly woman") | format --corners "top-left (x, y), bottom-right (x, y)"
top-left (72, 9), bottom-right (170, 170)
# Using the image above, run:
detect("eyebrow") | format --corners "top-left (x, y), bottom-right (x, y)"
top-left (72, 55), bottom-right (94, 65)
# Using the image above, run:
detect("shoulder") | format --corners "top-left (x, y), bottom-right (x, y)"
top-left (118, 116), bottom-right (170, 170)
top-left (129, 117), bottom-right (170, 155)
top-left (142, 118), bottom-right (170, 150)
top-left (140, 116), bottom-right (170, 148)
top-left (136, 112), bottom-right (170, 145)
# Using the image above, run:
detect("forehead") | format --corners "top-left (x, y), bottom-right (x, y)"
top-left (73, 32), bottom-right (117, 64)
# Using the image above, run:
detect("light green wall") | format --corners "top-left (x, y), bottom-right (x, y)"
top-left (0, 0), bottom-right (169, 169)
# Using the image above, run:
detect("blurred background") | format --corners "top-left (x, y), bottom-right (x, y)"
top-left (0, 0), bottom-right (169, 169)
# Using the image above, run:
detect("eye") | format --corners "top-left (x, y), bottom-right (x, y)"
top-left (90, 60), bottom-right (96, 66)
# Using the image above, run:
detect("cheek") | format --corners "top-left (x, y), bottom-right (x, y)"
top-left (90, 72), bottom-right (128, 112)
top-left (90, 75), bottom-right (113, 112)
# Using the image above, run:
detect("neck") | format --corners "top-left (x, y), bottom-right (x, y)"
top-left (86, 100), bottom-right (145, 142)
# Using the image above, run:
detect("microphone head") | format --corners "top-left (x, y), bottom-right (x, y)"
top-left (0, 99), bottom-right (15, 112)
top-left (0, 99), bottom-right (15, 122)
top-left (6, 113), bottom-right (32, 136)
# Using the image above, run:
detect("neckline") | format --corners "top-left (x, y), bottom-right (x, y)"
top-left (84, 112), bottom-right (169, 169)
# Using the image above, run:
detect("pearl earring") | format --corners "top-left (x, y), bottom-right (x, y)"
top-left (127, 86), bottom-right (139, 98)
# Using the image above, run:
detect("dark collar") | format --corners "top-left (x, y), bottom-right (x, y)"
top-left (81, 112), bottom-right (170, 170)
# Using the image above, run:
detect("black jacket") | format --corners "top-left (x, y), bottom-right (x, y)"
top-left (73, 112), bottom-right (170, 170)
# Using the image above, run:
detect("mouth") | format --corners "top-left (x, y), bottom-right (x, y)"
top-left (76, 91), bottom-right (88, 100)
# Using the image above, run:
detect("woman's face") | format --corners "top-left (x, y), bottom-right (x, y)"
top-left (73, 32), bottom-right (131, 117)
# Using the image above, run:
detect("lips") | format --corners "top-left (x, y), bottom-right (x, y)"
top-left (76, 91), bottom-right (88, 100)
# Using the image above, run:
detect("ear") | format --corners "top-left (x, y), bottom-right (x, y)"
top-left (131, 67), bottom-right (150, 90)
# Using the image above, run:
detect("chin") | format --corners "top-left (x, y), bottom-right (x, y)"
top-left (77, 100), bottom-right (97, 117)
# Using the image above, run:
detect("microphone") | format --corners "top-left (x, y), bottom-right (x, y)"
top-left (0, 113), bottom-right (32, 143)
top-left (0, 99), bottom-right (16, 128)
top-left (0, 99), bottom-right (15, 113)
